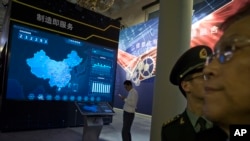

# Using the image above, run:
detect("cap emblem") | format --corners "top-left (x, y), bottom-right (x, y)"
top-left (199, 48), bottom-right (208, 59)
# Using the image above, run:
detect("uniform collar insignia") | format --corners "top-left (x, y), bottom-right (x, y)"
top-left (180, 117), bottom-right (185, 124)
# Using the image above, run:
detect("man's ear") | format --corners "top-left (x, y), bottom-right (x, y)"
top-left (181, 81), bottom-right (190, 93)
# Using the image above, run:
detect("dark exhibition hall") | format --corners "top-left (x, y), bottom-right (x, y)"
top-left (1, 0), bottom-right (248, 141)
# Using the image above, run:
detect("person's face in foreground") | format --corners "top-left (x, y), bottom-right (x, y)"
top-left (203, 15), bottom-right (250, 125)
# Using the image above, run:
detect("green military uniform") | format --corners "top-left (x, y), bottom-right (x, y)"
top-left (195, 126), bottom-right (228, 141)
top-left (161, 111), bottom-right (196, 141)
top-left (161, 110), bottom-right (213, 141)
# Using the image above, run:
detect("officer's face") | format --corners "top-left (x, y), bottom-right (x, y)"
top-left (183, 72), bottom-right (205, 100)
top-left (203, 15), bottom-right (250, 125)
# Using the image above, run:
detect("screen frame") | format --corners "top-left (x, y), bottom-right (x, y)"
top-left (2, 21), bottom-right (118, 103)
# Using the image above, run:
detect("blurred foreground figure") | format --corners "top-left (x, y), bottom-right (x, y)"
top-left (197, 1), bottom-right (250, 141)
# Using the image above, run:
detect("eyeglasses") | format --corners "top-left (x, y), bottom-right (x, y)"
top-left (185, 74), bottom-right (204, 81)
top-left (205, 35), bottom-right (250, 65)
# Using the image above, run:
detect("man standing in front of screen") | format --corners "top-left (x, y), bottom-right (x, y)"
top-left (118, 80), bottom-right (139, 141)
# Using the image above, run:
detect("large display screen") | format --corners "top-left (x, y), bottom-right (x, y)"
top-left (191, 0), bottom-right (247, 48)
top-left (192, 0), bottom-right (232, 24)
top-left (5, 23), bottom-right (117, 102)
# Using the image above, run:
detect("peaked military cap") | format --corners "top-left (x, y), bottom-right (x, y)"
top-left (170, 45), bottom-right (212, 85)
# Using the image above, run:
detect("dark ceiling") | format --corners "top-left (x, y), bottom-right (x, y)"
top-left (0, 0), bottom-right (204, 32)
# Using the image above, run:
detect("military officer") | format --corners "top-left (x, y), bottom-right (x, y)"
top-left (161, 45), bottom-right (213, 141)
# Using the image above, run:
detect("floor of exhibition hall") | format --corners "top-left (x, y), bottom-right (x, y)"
top-left (0, 108), bottom-right (151, 141)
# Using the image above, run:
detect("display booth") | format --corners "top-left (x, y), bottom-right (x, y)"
top-left (0, 0), bottom-right (120, 132)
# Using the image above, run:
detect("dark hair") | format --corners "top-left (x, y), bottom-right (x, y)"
top-left (220, 3), bottom-right (250, 31)
top-left (123, 80), bottom-right (132, 86)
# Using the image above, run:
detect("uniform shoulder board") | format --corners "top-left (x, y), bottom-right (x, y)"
top-left (162, 115), bottom-right (181, 127)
